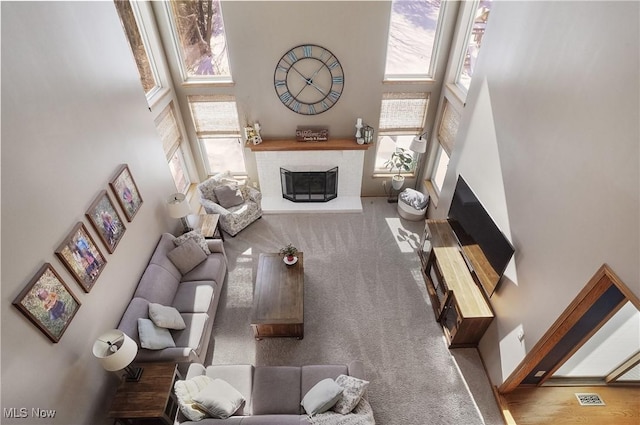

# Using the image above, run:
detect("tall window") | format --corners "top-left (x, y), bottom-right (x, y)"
top-left (429, 99), bottom-right (460, 195)
top-left (384, 0), bottom-right (445, 79)
top-left (155, 103), bottom-right (191, 193)
top-left (113, 0), bottom-right (160, 96)
top-left (456, 0), bottom-right (492, 91)
top-left (168, 0), bottom-right (231, 81)
top-left (375, 93), bottom-right (429, 173)
top-left (188, 95), bottom-right (246, 176)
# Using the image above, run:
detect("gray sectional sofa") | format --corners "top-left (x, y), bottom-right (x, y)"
top-left (178, 361), bottom-right (367, 424)
top-left (117, 233), bottom-right (227, 364)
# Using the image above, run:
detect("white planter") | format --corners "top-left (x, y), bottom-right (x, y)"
top-left (391, 175), bottom-right (405, 190)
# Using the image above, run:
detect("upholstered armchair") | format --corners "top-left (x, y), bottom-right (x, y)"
top-left (197, 173), bottom-right (262, 237)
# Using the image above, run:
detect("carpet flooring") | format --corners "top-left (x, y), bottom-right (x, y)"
top-left (209, 198), bottom-right (504, 425)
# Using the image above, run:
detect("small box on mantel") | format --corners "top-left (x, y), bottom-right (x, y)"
top-left (295, 126), bottom-right (329, 142)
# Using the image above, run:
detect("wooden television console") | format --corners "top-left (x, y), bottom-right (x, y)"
top-left (419, 219), bottom-right (495, 348)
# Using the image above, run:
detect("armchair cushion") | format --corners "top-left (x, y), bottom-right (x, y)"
top-left (213, 183), bottom-right (245, 209)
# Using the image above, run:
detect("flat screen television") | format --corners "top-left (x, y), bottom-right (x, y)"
top-left (447, 176), bottom-right (514, 297)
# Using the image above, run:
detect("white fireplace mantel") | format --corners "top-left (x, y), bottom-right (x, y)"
top-left (250, 139), bottom-right (371, 213)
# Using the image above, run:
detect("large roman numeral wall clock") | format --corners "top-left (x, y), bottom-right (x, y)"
top-left (274, 44), bottom-right (344, 115)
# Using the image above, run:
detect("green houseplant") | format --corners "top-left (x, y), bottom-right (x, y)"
top-left (279, 243), bottom-right (298, 262)
top-left (384, 147), bottom-right (413, 190)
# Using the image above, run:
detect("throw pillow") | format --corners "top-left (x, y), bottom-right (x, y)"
top-left (167, 239), bottom-right (207, 275)
top-left (300, 378), bottom-right (343, 417)
top-left (212, 183), bottom-right (244, 209)
top-left (399, 188), bottom-right (429, 210)
top-left (174, 231), bottom-right (211, 255)
top-left (174, 375), bottom-right (214, 421)
top-left (148, 303), bottom-right (186, 330)
top-left (332, 375), bottom-right (370, 414)
top-left (137, 318), bottom-right (176, 350)
top-left (192, 378), bottom-right (245, 419)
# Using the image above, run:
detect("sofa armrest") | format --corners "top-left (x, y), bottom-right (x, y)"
top-left (200, 198), bottom-right (230, 215)
top-left (244, 186), bottom-right (262, 206)
top-left (348, 360), bottom-right (365, 381)
top-left (185, 363), bottom-right (207, 380)
top-left (206, 239), bottom-right (227, 265)
top-left (207, 238), bottom-right (229, 266)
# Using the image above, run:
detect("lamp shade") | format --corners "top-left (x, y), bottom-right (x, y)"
top-left (92, 330), bottom-right (138, 372)
top-left (167, 193), bottom-right (191, 219)
top-left (409, 135), bottom-right (427, 153)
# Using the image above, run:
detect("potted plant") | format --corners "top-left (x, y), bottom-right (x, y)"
top-left (279, 243), bottom-right (298, 263)
top-left (384, 147), bottom-right (413, 190)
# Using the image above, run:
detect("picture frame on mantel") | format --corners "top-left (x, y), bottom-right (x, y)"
top-left (109, 164), bottom-right (143, 222)
top-left (55, 222), bottom-right (107, 293)
top-left (85, 190), bottom-right (126, 254)
top-left (13, 263), bottom-right (81, 343)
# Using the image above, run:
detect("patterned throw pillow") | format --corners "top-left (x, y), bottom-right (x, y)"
top-left (174, 231), bottom-right (211, 254)
top-left (331, 374), bottom-right (370, 414)
top-left (174, 375), bottom-right (214, 421)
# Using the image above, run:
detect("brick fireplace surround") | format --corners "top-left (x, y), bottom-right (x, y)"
top-left (249, 139), bottom-right (372, 213)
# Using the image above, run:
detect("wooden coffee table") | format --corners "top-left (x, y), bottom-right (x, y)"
top-left (250, 253), bottom-right (304, 340)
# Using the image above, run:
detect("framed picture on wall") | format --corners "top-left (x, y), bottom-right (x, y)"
top-left (13, 263), bottom-right (81, 343)
top-left (86, 190), bottom-right (126, 254)
top-left (109, 164), bottom-right (143, 222)
top-left (55, 222), bottom-right (107, 293)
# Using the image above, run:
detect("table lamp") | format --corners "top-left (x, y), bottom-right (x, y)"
top-left (92, 329), bottom-right (143, 382)
top-left (167, 193), bottom-right (192, 233)
top-left (410, 132), bottom-right (428, 154)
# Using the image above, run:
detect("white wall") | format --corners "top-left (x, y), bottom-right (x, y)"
top-left (435, 1), bottom-right (640, 384)
top-left (1, 2), bottom-right (178, 423)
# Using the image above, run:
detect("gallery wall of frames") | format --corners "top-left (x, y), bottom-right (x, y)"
top-left (12, 164), bottom-right (143, 343)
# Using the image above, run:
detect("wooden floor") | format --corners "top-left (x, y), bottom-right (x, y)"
top-left (498, 386), bottom-right (640, 425)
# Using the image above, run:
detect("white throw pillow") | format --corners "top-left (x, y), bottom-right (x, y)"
top-left (300, 378), bottom-right (344, 417)
top-left (148, 303), bottom-right (186, 330)
top-left (174, 375), bottom-right (213, 421)
top-left (192, 378), bottom-right (245, 419)
top-left (332, 374), bottom-right (370, 414)
top-left (137, 318), bottom-right (176, 350)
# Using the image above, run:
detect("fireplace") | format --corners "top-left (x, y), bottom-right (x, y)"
top-left (280, 167), bottom-right (338, 202)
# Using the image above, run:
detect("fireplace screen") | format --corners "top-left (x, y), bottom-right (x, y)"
top-left (280, 167), bottom-right (338, 202)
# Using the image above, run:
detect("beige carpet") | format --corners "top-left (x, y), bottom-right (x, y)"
top-left (209, 197), bottom-right (503, 425)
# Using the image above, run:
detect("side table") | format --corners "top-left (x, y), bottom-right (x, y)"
top-left (187, 213), bottom-right (224, 241)
top-left (108, 362), bottom-right (182, 425)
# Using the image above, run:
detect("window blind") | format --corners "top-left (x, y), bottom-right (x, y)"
top-left (379, 92), bottom-right (429, 132)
